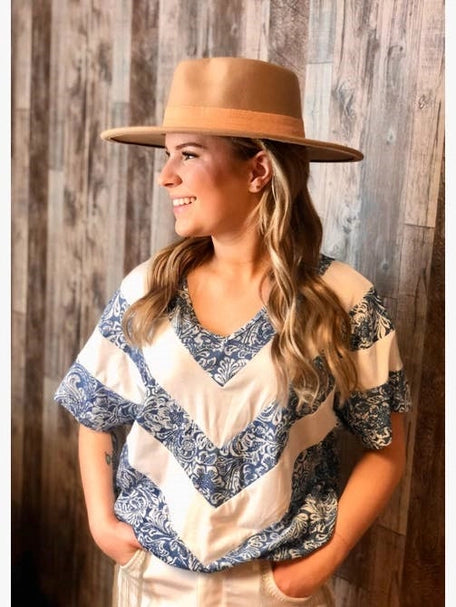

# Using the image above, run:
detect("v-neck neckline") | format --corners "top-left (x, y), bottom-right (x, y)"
top-left (179, 278), bottom-right (268, 341)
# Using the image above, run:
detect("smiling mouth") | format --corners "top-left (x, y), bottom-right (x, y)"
top-left (172, 196), bottom-right (196, 207)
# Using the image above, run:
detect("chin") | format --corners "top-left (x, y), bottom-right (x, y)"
top-left (174, 224), bottom-right (209, 238)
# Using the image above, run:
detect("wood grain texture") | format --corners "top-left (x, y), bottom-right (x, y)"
top-left (11, 0), bottom-right (32, 562)
top-left (400, 156), bottom-right (445, 607)
top-left (403, 0), bottom-right (444, 228)
top-left (11, 1), bottom-right (444, 604)
top-left (241, 0), bottom-right (270, 60)
top-left (14, 2), bottom-right (51, 604)
top-left (125, 0), bottom-right (157, 272)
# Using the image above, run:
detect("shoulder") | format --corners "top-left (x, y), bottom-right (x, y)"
top-left (119, 258), bottom-right (152, 305)
top-left (318, 254), bottom-right (374, 312)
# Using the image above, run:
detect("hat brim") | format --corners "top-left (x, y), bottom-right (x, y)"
top-left (100, 126), bottom-right (363, 163)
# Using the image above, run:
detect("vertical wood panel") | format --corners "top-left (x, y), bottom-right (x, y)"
top-left (403, 0), bottom-right (445, 228)
top-left (41, 20), bottom-right (92, 602)
top-left (241, 0), bottom-right (270, 60)
top-left (149, 0), bottom-right (186, 255)
top-left (41, 2), bottom-right (119, 604)
top-left (355, 1), bottom-right (421, 293)
top-left (317, 0), bottom-right (367, 268)
top-left (80, 1), bottom-right (117, 334)
top-left (304, 0), bottom-right (335, 226)
top-left (25, 0), bottom-right (52, 536)
top-left (400, 164), bottom-right (444, 606)
top-left (125, 0), bottom-right (158, 272)
top-left (14, 1), bottom-right (52, 604)
top-left (105, 1), bottom-right (132, 291)
top-left (11, 0), bottom-right (32, 567)
top-left (11, 1), bottom-right (444, 604)
top-left (207, 0), bottom-right (244, 55)
top-left (268, 0), bottom-right (309, 76)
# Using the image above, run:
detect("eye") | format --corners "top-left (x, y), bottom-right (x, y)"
top-left (182, 151), bottom-right (197, 160)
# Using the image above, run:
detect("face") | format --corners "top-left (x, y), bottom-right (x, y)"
top-left (158, 133), bottom-right (263, 240)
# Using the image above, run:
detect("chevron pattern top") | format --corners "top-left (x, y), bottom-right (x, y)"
top-left (54, 254), bottom-right (411, 572)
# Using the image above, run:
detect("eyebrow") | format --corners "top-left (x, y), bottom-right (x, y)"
top-left (165, 141), bottom-right (207, 152)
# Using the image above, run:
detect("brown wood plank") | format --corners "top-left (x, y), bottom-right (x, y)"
top-left (11, 0), bottom-right (33, 566)
top-left (336, 523), bottom-right (406, 607)
top-left (400, 156), bottom-right (445, 607)
top-left (14, 1), bottom-right (52, 604)
top-left (332, 576), bottom-right (370, 606)
top-left (11, 311), bottom-right (26, 564)
top-left (11, 0), bottom-right (32, 315)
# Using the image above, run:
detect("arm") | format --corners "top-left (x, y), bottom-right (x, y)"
top-left (78, 424), bottom-right (142, 564)
top-left (272, 412), bottom-right (407, 597)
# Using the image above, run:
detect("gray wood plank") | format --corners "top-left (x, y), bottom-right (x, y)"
top-left (11, 0), bottom-right (445, 604)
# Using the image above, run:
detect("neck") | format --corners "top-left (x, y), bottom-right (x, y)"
top-left (209, 233), bottom-right (269, 280)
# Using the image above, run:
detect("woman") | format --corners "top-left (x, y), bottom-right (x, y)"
top-left (55, 57), bottom-right (411, 606)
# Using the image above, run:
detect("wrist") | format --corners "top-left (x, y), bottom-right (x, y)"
top-left (328, 531), bottom-right (351, 565)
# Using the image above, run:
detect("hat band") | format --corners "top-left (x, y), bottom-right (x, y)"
top-left (162, 105), bottom-right (305, 139)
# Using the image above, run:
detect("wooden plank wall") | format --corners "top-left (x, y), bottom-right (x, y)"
top-left (11, 1), bottom-right (444, 605)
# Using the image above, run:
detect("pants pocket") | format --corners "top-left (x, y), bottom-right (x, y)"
top-left (113, 551), bottom-right (149, 607)
top-left (119, 549), bottom-right (148, 575)
top-left (260, 560), bottom-right (313, 604)
top-left (260, 561), bottom-right (335, 606)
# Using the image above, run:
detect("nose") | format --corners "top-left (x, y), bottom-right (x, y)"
top-left (157, 156), bottom-right (181, 188)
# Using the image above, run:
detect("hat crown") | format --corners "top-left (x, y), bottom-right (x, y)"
top-left (100, 56), bottom-right (363, 162)
top-left (166, 57), bottom-right (303, 120)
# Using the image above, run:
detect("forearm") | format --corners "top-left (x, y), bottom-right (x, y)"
top-left (272, 412), bottom-right (407, 597)
top-left (333, 412), bottom-right (406, 555)
top-left (78, 424), bottom-right (117, 531)
top-left (78, 424), bottom-right (141, 561)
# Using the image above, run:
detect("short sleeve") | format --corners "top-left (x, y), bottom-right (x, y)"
top-left (336, 286), bottom-right (411, 449)
top-left (319, 257), bottom-right (412, 450)
top-left (54, 261), bottom-right (151, 431)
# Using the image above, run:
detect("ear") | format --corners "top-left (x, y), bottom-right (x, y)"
top-left (248, 151), bottom-right (273, 193)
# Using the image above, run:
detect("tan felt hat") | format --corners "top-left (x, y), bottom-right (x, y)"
top-left (100, 57), bottom-right (363, 163)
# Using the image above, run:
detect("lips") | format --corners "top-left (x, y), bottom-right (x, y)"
top-left (172, 196), bottom-right (196, 207)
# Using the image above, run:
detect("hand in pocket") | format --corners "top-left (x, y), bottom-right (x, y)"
top-left (91, 515), bottom-right (143, 564)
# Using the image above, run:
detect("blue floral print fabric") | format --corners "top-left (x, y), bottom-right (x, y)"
top-left (54, 254), bottom-right (411, 572)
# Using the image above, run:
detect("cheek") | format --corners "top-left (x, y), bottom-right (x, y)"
top-left (184, 167), bottom-right (215, 192)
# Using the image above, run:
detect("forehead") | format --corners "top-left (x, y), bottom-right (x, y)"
top-left (164, 132), bottom-right (233, 152)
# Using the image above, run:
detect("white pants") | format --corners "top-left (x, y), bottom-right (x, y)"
top-left (112, 550), bottom-right (335, 607)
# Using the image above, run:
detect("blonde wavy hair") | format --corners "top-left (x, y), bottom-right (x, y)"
top-left (123, 137), bottom-right (358, 407)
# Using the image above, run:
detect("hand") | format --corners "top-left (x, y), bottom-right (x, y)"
top-left (89, 514), bottom-right (143, 565)
top-left (272, 534), bottom-right (348, 598)
top-left (272, 558), bottom-right (326, 598)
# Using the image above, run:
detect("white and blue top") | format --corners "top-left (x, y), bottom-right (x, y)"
top-left (54, 254), bottom-right (411, 573)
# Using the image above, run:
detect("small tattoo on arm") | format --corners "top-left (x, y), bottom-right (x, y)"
top-left (105, 452), bottom-right (113, 466)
